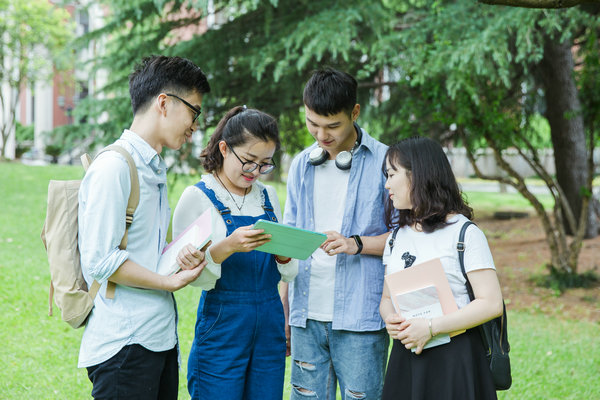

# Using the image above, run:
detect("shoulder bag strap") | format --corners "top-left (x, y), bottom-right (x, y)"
top-left (388, 226), bottom-right (400, 252)
top-left (457, 221), bottom-right (476, 301)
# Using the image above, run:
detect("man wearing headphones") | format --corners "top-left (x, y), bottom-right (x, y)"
top-left (281, 68), bottom-right (389, 399)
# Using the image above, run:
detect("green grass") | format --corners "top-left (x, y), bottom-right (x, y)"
top-left (1, 162), bottom-right (597, 399)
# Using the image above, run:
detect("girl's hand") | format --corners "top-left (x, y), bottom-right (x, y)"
top-left (397, 318), bottom-right (432, 355)
top-left (176, 244), bottom-right (206, 270)
top-left (384, 313), bottom-right (406, 339)
top-left (227, 225), bottom-right (272, 253)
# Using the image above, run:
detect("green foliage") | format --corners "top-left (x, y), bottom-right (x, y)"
top-left (62, 0), bottom-right (600, 154)
top-left (61, 0), bottom-right (398, 156)
top-left (530, 265), bottom-right (600, 294)
top-left (15, 122), bottom-right (34, 142)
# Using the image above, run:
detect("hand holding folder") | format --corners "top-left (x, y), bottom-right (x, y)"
top-left (251, 220), bottom-right (327, 260)
top-left (158, 209), bottom-right (212, 276)
top-left (385, 258), bottom-right (465, 341)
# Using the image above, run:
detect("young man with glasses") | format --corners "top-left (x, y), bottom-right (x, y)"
top-left (173, 106), bottom-right (298, 399)
top-left (77, 55), bottom-right (210, 399)
top-left (282, 68), bottom-right (390, 399)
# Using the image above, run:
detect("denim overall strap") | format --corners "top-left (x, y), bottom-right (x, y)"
top-left (194, 181), bottom-right (235, 228)
top-left (261, 188), bottom-right (278, 223)
top-left (194, 181), bottom-right (281, 293)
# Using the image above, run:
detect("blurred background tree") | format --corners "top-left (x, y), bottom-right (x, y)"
top-left (0, 0), bottom-right (74, 159)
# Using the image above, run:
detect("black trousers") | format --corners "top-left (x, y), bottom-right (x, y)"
top-left (87, 344), bottom-right (178, 400)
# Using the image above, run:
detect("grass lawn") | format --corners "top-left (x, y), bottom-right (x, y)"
top-left (0, 162), bottom-right (597, 399)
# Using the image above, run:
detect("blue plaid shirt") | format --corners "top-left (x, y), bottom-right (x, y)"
top-left (283, 128), bottom-right (388, 331)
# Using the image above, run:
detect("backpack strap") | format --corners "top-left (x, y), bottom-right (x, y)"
top-left (388, 226), bottom-right (400, 252)
top-left (102, 145), bottom-right (140, 248)
top-left (457, 221), bottom-right (476, 301)
top-left (86, 145), bottom-right (140, 299)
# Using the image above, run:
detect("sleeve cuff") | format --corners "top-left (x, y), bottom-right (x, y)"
top-left (277, 258), bottom-right (298, 282)
top-left (87, 249), bottom-right (129, 284)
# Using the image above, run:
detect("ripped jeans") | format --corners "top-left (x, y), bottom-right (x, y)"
top-left (290, 320), bottom-right (389, 400)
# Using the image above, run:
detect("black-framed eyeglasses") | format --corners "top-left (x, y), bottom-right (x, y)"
top-left (166, 93), bottom-right (201, 124)
top-left (226, 142), bottom-right (276, 174)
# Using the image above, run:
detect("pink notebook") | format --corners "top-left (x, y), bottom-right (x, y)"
top-left (385, 258), bottom-right (465, 337)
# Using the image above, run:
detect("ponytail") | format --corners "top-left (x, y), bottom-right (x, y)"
top-left (200, 105), bottom-right (280, 173)
top-left (200, 106), bottom-right (247, 173)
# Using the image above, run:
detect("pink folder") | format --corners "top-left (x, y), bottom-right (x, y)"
top-left (157, 209), bottom-right (212, 276)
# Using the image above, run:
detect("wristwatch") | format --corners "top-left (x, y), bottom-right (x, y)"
top-left (350, 235), bottom-right (363, 255)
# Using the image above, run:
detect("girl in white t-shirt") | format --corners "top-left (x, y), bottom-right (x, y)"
top-left (379, 137), bottom-right (503, 400)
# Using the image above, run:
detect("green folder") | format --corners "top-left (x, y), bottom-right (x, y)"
top-left (252, 219), bottom-right (327, 260)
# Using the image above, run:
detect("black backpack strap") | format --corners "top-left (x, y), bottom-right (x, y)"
top-left (457, 221), bottom-right (476, 301)
top-left (388, 226), bottom-right (400, 252)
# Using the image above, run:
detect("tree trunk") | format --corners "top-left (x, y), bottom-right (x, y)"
top-left (539, 35), bottom-right (598, 238)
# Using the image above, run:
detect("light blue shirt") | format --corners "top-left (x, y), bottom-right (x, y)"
top-left (283, 128), bottom-right (389, 331)
top-left (77, 130), bottom-right (175, 368)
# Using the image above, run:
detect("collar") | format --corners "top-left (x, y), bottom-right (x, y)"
top-left (121, 129), bottom-right (162, 167)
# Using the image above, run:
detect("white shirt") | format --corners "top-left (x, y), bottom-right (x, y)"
top-left (383, 214), bottom-right (495, 309)
top-left (308, 160), bottom-right (350, 321)
top-left (172, 174), bottom-right (298, 289)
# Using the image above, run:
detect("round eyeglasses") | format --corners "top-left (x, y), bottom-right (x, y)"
top-left (226, 142), bottom-right (276, 174)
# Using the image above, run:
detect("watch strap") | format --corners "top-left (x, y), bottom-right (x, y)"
top-left (351, 234), bottom-right (363, 255)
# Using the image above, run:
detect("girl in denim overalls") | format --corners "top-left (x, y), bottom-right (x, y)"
top-left (173, 106), bottom-right (297, 400)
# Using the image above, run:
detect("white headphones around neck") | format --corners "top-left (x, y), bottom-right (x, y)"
top-left (308, 122), bottom-right (363, 170)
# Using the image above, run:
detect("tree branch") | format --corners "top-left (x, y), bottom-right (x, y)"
top-left (478, 0), bottom-right (599, 8)
top-left (358, 81), bottom-right (397, 89)
top-left (512, 129), bottom-right (578, 234)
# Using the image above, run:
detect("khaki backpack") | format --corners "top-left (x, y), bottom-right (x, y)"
top-left (41, 145), bottom-right (140, 328)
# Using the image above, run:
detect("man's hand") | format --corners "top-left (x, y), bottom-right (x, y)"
top-left (165, 264), bottom-right (206, 292)
top-left (321, 231), bottom-right (357, 256)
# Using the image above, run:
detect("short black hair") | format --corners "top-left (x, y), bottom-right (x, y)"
top-left (303, 68), bottom-right (357, 117)
top-left (129, 55), bottom-right (210, 115)
top-left (383, 137), bottom-right (473, 232)
top-left (201, 106), bottom-right (280, 173)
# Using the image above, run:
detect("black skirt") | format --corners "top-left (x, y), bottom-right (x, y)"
top-left (382, 328), bottom-right (497, 400)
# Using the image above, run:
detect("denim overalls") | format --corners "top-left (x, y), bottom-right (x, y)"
top-left (187, 181), bottom-right (286, 400)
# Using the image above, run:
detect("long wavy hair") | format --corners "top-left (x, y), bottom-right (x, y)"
top-left (383, 137), bottom-right (472, 232)
top-left (201, 106), bottom-right (280, 173)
